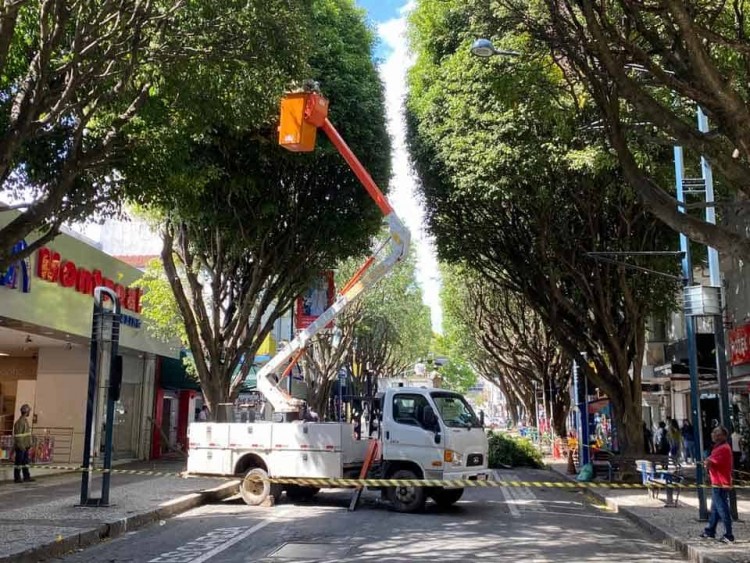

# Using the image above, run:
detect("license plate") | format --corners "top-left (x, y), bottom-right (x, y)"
top-left (477, 473), bottom-right (488, 481)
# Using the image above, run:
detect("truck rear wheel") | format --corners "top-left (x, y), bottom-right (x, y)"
top-left (386, 469), bottom-right (426, 513)
top-left (286, 485), bottom-right (320, 501)
top-left (431, 487), bottom-right (464, 508)
top-left (240, 468), bottom-right (282, 506)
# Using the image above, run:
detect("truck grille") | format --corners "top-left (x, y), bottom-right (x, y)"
top-left (467, 453), bottom-right (483, 467)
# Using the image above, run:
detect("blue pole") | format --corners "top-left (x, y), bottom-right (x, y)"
top-left (675, 144), bottom-right (708, 519)
top-left (697, 107), bottom-right (737, 519)
top-left (574, 359), bottom-right (590, 465)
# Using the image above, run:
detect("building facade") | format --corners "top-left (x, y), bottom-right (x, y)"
top-left (0, 215), bottom-right (178, 473)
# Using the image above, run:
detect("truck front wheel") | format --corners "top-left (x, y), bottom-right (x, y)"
top-left (431, 487), bottom-right (464, 508)
top-left (386, 469), bottom-right (426, 513)
top-left (240, 468), bottom-right (283, 506)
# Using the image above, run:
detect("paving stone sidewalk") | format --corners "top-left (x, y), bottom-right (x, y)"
top-left (0, 460), bottom-right (239, 562)
top-left (548, 460), bottom-right (750, 563)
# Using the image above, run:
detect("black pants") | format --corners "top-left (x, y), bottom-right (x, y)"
top-left (14, 448), bottom-right (31, 482)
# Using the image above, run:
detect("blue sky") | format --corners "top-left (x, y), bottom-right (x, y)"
top-left (356, 0), bottom-right (404, 59)
top-left (357, 0), bottom-right (402, 22)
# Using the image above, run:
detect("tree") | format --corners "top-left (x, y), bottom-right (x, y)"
top-left (0, 1), bottom-right (309, 272)
top-left (130, 0), bottom-right (390, 419)
top-left (440, 264), bottom-right (570, 433)
top-left (432, 266), bottom-right (479, 394)
top-left (470, 277), bottom-right (571, 436)
top-left (343, 249), bottom-right (431, 395)
top-left (407, 0), bottom-right (679, 454)
top-left (499, 1), bottom-right (750, 259)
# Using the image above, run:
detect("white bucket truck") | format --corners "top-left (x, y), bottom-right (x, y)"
top-left (186, 89), bottom-right (489, 512)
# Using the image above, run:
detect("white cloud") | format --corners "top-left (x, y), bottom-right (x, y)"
top-left (377, 2), bottom-right (443, 334)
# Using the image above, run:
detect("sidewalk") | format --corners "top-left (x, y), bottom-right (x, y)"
top-left (0, 459), bottom-right (239, 563)
top-left (548, 460), bottom-right (750, 563)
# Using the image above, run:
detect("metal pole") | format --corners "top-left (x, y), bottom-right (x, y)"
top-left (101, 294), bottom-right (121, 506)
top-left (675, 144), bottom-right (709, 519)
top-left (697, 107), bottom-right (737, 519)
top-left (80, 302), bottom-right (101, 505)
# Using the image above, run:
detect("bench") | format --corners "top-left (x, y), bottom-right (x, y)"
top-left (635, 458), bottom-right (684, 506)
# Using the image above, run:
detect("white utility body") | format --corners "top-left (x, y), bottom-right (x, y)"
top-left (188, 386), bottom-right (489, 512)
top-left (186, 90), bottom-right (489, 512)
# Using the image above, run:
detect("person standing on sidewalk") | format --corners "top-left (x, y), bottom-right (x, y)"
top-left (13, 404), bottom-right (34, 484)
top-left (701, 426), bottom-right (734, 544)
top-left (681, 419), bottom-right (695, 463)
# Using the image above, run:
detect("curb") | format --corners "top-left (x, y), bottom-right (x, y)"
top-left (551, 469), bottom-right (734, 563)
top-left (1, 480), bottom-right (240, 563)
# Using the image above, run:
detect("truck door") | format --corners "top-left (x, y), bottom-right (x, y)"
top-left (382, 393), bottom-right (443, 476)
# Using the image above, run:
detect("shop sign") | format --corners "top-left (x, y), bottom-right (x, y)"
top-left (36, 247), bottom-right (142, 314)
top-left (295, 271), bottom-right (335, 329)
top-left (729, 323), bottom-right (750, 366)
top-left (0, 240), bottom-right (31, 293)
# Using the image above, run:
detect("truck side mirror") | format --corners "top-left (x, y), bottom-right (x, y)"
top-left (422, 406), bottom-right (438, 430)
top-left (479, 410), bottom-right (485, 428)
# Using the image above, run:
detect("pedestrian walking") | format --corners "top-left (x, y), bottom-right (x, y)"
top-left (13, 404), bottom-right (34, 484)
top-left (668, 418), bottom-right (682, 460)
top-left (700, 426), bottom-right (735, 544)
top-left (681, 419), bottom-right (695, 463)
top-left (654, 421), bottom-right (670, 455)
top-left (642, 422), bottom-right (654, 454)
top-left (731, 428), bottom-right (742, 470)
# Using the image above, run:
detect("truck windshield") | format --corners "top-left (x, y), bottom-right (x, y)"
top-left (430, 392), bottom-right (480, 428)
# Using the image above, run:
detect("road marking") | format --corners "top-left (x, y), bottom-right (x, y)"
top-left (494, 472), bottom-right (522, 517)
top-left (148, 515), bottom-right (279, 563)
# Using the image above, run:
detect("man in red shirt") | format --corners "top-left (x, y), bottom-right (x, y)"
top-left (701, 426), bottom-right (734, 543)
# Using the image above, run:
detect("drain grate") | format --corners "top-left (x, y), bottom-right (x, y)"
top-left (269, 543), bottom-right (353, 559)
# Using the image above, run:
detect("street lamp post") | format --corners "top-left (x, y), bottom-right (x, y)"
top-left (470, 38), bottom-right (521, 59)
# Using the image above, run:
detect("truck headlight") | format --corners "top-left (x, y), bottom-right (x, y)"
top-left (444, 450), bottom-right (463, 466)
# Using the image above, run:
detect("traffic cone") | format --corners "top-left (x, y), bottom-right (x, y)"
top-left (553, 438), bottom-right (561, 460)
top-left (566, 448), bottom-right (577, 474)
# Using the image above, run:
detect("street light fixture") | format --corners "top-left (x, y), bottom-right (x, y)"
top-left (470, 38), bottom-right (521, 58)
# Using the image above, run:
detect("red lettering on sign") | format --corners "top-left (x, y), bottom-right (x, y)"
top-left (34, 248), bottom-right (143, 314)
top-left (59, 261), bottom-right (77, 288)
top-left (37, 248), bottom-right (61, 282)
top-left (114, 283), bottom-right (126, 304)
top-left (76, 268), bottom-right (93, 295)
top-left (729, 324), bottom-right (750, 366)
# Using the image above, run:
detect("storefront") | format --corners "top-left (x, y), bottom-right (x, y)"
top-left (0, 217), bottom-right (178, 470)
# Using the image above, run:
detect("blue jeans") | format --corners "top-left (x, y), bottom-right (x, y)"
top-left (705, 487), bottom-right (733, 540)
top-left (683, 440), bottom-right (695, 462)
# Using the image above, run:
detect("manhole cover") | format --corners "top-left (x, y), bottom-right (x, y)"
top-left (269, 543), bottom-right (352, 559)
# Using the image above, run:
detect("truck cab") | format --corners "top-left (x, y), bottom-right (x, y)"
top-left (378, 387), bottom-right (489, 511)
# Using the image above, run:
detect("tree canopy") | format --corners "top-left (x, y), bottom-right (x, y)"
top-left (407, 0), bottom-right (679, 453)
top-left (499, 1), bottom-right (750, 259)
top-left (0, 1), bottom-right (310, 272)
top-left (128, 0), bottom-right (391, 418)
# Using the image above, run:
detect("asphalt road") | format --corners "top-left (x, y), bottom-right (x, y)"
top-left (52, 468), bottom-right (685, 563)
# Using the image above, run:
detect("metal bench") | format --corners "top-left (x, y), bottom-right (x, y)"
top-left (635, 458), bottom-right (684, 507)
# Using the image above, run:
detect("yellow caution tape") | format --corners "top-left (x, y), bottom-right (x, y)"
top-left (21, 464), bottom-right (750, 490)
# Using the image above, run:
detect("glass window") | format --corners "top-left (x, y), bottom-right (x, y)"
top-left (392, 394), bottom-right (430, 427)
top-left (430, 392), bottom-right (480, 428)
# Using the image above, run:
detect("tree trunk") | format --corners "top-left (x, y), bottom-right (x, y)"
top-left (202, 377), bottom-right (232, 422)
top-left (551, 395), bottom-right (568, 437)
top-left (610, 395), bottom-right (644, 457)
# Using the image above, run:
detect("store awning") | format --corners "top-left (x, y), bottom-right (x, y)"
top-left (160, 355), bottom-right (201, 391)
